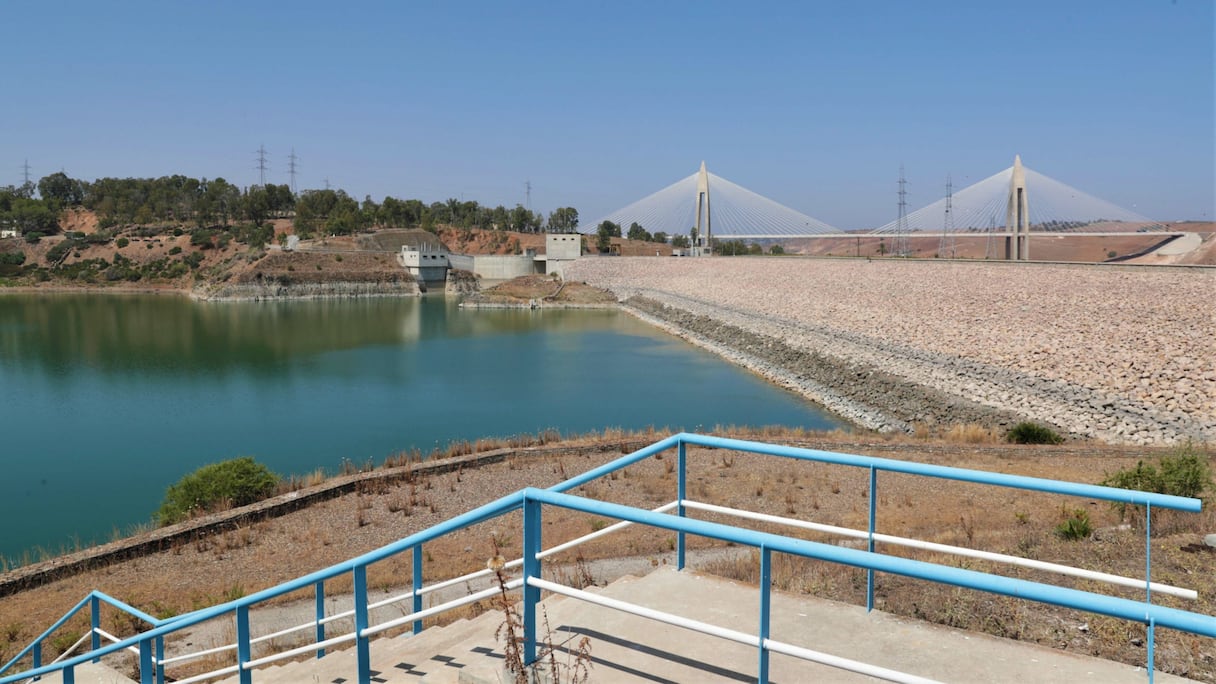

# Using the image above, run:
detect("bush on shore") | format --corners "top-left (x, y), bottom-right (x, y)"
top-left (157, 457), bottom-right (279, 526)
top-left (1005, 422), bottom-right (1064, 445)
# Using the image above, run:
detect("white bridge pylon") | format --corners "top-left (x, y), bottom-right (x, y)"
top-left (871, 160), bottom-right (1167, 236)
top-left (578, 163), bottom-right (842, 239)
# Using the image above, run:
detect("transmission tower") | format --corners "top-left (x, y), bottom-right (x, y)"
top-left (288, 148), bottom-right (299, 194)
top-left (893, 164), bottom-right (909, 257)
top-left (255, 145), bottom-right (269, 186)
top-left (938, 174), bottom-right (956, 258)
top-left (21, 159), bottom-right (32, 185)
top-left (524, 180), bottom-right (532, 211)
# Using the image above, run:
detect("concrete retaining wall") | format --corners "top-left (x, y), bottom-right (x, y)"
top-left (0, 441), bottom-right (652, 598)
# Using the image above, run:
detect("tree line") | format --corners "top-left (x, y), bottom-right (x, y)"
top-left (4, 172), bottom-right (790, 255)
top-left (1, 172), bottom-right (581, 240)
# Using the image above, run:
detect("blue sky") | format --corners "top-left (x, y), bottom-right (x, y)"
top-left (1, 1), bottom-right (1212, 229)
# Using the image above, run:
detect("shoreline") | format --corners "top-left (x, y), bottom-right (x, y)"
top-left (621, 295), bottom-right (1025, 435)
top-left (566, 259), bottom-right (1215, 446)
top-left (0, 281), bottom-right (426, 301)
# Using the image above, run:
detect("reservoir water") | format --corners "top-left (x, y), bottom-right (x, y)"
top-left (0, 294), bottom-right (840, 564)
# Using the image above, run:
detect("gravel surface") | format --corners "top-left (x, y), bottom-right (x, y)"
top-left (565, 258), bottom-right (1216, 445)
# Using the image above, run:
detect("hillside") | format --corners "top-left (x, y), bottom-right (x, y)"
top-left (3, 210), bottom-right (1209, 299)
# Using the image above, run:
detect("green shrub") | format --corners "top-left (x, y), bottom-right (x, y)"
top-left (24, 232), bottom-right (44, 244)
top-left (156, 457), bottom-right (279, 526)
top-left (1102, 443), bottom-right (1212, 501)
top-left (169, 246), bottom-right (182, 255)
top-left (0, 251), bottom-right (24, 265)
top-left (190, 229), bottom-right (215, 249)
top-left (1055, 508), bottom-right (1092, 540)
top-left (116, 237), bottom-right (129, 248)
top-left (46, 239), bottom-right (75, 263)
top-left (1005, 422), bottom-right (1064, 445)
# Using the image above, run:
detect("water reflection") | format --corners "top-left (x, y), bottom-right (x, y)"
top-left (0, 294), bottom-right (625, 378)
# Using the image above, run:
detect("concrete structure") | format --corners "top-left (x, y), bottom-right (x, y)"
top-left (446, 253), bottom-right (537, 284)
top-left (398, 244), bottom-right (451, 290)
top-left (407, 234), bottom-right (582, 287)
top-left (543, 233), bottom-right (581, 276)
top-left (1006, 154), bottom-right (1031, 260)
top-left (201, 567), bottom-right (1191, 684)
top-left (694, 160), bottom-right (712, 255)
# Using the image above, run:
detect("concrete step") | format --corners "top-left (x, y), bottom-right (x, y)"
top-left (33, 660), bottom-right (138, 684)
top-left (177, 568), bottom-right (1198, 683)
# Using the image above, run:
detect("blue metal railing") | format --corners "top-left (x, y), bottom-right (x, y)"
top-left (661, 433), bottom-right (1198, 610)
top-left (2, 433), bottom-right (1210, 684)
top-left (0, 590), bottom-right (164, 681)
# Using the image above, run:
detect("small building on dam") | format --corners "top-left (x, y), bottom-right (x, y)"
top-left (398, 233), bottom-right (583, 290)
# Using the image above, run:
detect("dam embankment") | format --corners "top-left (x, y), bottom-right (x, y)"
top-left (566, 258), bottom-right (1216, 445)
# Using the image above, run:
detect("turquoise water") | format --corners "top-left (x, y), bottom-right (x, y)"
top-left (0, 294), bottom-right (840, 563)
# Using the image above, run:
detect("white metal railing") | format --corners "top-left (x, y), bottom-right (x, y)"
top-left (528, 577), bottom-right (940, 684)
top-left (680, 499), bottom-right (1197, 600)
top-left (47, 631), bottom-right (92, 665)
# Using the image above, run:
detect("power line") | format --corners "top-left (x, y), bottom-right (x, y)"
top-left (938, 174), bottom-right (956, 258)
top-left (288, 148), bottom-right (299, 194)
top-left (985, 215), bottom-right (997, 260)
top-left (893, 164), bottom-right (909, 257)
top-left (254, 145), bottom-right (269, 186)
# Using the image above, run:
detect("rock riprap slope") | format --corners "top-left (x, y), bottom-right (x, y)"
top-left (565, 258), bottom-right (1215, 445)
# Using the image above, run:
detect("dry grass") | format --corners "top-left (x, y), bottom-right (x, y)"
top-left (1, 430), bottom-right (1213, 680)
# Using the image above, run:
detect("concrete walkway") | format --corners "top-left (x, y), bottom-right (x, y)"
top-left (1155, 232), bottom-right (1203, 256)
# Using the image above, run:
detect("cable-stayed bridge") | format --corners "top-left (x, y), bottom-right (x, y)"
top-left (579, 158), bottom-right (1178, 260)
top-left (578, 162), bottom-right (842, 241)
top-left (871, 158), bottom-right (1168, 237)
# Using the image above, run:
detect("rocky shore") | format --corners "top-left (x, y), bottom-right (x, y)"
top-left (566, 258), bottom-right (1216, 445)
top-left (195, 279), bottom-right (421, 301)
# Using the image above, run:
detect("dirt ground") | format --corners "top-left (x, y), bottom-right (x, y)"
top-left (477, 275), bottom-right (617, 305)
top-left (1, 432), bottom-right (1213, 680)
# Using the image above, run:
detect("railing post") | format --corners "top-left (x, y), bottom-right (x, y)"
top-left (63, 664), bottom-right (75, 684)
top-left (1147, 502), bottom-right (1154, 684)
top-left (89, 594), bottom-right (101, 661)
top-left (758, 546), bottom-right (772, 684)
top-left (355, 565), bottom-right (371, 684)
top-left (1147, 617), bottom-right (1156, 684)
top-left (523, 494), bottom-right (542, 666)
top-left (138, 637), bottom-right (154, 684)
top-left (155, 636), bottom-right (165, 684)
top-left (236, 605), bottom-right (251, 684)
top-left (32, 642), bottom-right (40, 673)
top-left (677, 440), bottom-right (687, 571)
top-left (1145, 502), bottom-right (1153, 604)
top-left (867, 465), bottom-right (877, 612)
top-left (413, 544), bottom-right (424, 635)
top-left (314, 580), bottom-right (326, 659)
